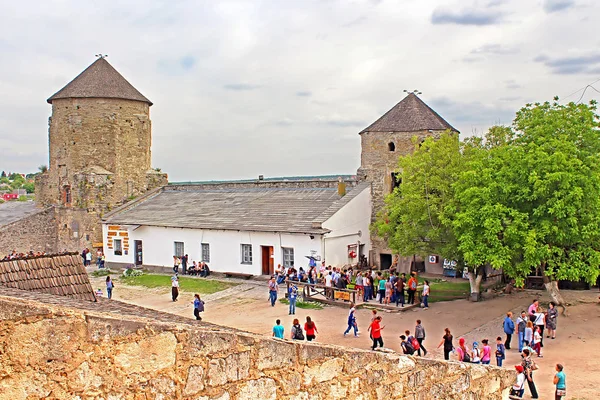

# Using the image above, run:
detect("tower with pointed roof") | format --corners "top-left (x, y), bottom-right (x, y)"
top-left (35, 57), bottom-right (167, 251)
top-left (357, 93), bottom-right (457, 270)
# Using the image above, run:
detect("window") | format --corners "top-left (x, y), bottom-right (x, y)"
top-left (241, 244), bottom-right (253, 264)
top-left (391, 172), bottom-right (402, 192)
top-left (114, 239), bottom-right (122, 256)
top-left (282, 247), bottom-right (294, 268)
top-left (174, 241), bottom-right (184, 257)
top-left (388, 142), bottom-right (395, 152)
top-left (201, 243), bottom-right (210, 262)
top-left (62, 185), bottom-right (71, 206)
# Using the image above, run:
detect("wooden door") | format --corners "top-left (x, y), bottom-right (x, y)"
top-left (262, 246), bottom-right (274, 275)
top-left (134, 240), bottom-right (143, 265)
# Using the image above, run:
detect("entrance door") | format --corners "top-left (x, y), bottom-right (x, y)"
top-left (134, 240), bottom-right (143, 265)
top-left (261, 246), bottom-right (274, 275)
top-left (380, 253), bottom-right (392, 270)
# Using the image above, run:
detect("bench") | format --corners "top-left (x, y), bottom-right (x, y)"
top-left (224, 272), bottom-right (254, 280)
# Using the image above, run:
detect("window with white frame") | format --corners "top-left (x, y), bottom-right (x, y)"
top-left (241, 244), bottom-right (252, 264)
top-left (282, 247), bottom-right (294, 268)
top-left (114, 239), bottom-right (122, 256)
top-left (201, 243), bottom-right (210, 262)
top-left (174, 241), bottom-right (184, 257)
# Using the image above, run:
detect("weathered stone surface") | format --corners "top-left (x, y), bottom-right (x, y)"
top-left (0, 295), bottom-right (513, 400)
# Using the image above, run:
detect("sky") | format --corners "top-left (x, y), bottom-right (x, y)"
top-left (1, 0), bottom-right (599, 182)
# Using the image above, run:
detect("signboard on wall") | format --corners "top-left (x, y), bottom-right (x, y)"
top-left (334, 291), bottom-right (351, 301)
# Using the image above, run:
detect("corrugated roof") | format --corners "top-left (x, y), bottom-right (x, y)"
top-left (0, 254), bottom-right (96, 302)
top-left (105, 182), bottom-right (370, 234)
top-left (47, 58), bottom-right (152, 105)
top-left (0, 202), bottom-right (40, 227)
top-left (360, 93), bottom-right (457, 133)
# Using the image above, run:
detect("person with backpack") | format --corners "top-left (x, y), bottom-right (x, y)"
top-left (516, 311), bottom-right (528, 352)
top-left (193, 294), bottom-right (205, 321)
top-left (504, 311), bottom-right (515, 350)
top-left (399, 334), bottom-right (415, 355)
top-left (496, 336), bottom-right (506, 367)
top-left (414, 319), bottom-right (427, 356)
top-left (344, 303), bottom-right (359, 337)
top-left (288, 283), bottom-right (298, 315)
top-left (456, 337), bottom-right (471, 362)
top-left (404, 329), bottom-right (422, 356)
top-left (407, 272), bottom-right (418, 305)
top-left (291, 319), bottom-right (305, 340)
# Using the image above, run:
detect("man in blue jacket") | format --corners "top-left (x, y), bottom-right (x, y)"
top-left (503, 311), bottom-right (515, 350)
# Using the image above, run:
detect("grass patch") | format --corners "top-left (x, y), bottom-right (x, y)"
top-left (279, 298), bottom-right (324, 310)
top-left (119, 274), bottom-right (238, 295)
top-left (91, 269), bottom-right (113, 277)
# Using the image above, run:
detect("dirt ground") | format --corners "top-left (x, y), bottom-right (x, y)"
top-left (91, 274), bottom-right (600, 399)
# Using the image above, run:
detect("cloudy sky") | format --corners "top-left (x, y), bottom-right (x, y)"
top-left (1, 0), bottom-right (599, 181)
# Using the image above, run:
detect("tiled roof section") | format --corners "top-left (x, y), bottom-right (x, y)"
top-left (105, 183), bottom-right (371, 234)
top-left (47, 58), bottom-right (152, 105)
top-left (360, 93), bottom-right (457, 134)
top-left (0, 254), bottom-right (96, 302)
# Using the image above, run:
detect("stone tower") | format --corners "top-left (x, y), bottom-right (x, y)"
top-left (35, 57), bottom-right (167, 251)
top-left (357, 93), bottom-right (457, 270)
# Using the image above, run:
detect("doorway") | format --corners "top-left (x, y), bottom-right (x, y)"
top-left (134, 240), bottom-right (143, 265)
top-left (380, 253), bottom-right (392, 270)
top-left (261, 246), bottom-right (274, 275)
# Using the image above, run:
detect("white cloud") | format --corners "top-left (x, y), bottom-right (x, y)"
top-left (0, 0), bottom-right (599, 180)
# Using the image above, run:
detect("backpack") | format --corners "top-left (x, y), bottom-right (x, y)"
top-left (403, 341), bottom-right (415, 355)
top-left (411, 338), bottom-right (420, 351)
top-left (462, 350), bottom-right (471, 363)
top-left (293, 325), bottom-right (305, 340)
top-left (197, 300), bottom-right (205, 312)
top-left (410, 279), bottom-right (417, 290)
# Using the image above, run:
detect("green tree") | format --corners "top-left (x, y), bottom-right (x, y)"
top-left (22, 181), bottom-right (35, 193)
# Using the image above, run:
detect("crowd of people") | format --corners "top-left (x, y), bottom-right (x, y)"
top-left (2, 249), bottom-right (48, 260)
top-left (172, 255), bottom-right (211, 277)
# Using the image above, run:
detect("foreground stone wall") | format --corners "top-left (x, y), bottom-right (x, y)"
top-left (0, 295), bottom-right (513, 400)
top-left (0, 206), bottom-right (57, 254)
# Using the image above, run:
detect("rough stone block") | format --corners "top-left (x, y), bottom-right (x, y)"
top-left (256, 339), bottom-right (297, 370)
top-left (302, 357), bottom-right (343, 385)
top-left (184, 365), bottom-right (205, 395)
top-left (236, 378), bottom-right (277, 400)
top-left (113, 331), bottom-right (176, 373)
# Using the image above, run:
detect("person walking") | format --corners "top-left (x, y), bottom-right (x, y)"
top-left (344, 304), bottom-right (359, 337)
top-left (369, 316), bottom-right (385, 350)
top-left (521, 348), bottom-right (539, 399)
top-left (291, 318), bottom-right (305, 340)
top-left (553, 363), bottom-right (566, 400)
top-left (272, 319), bottom-right (284, 339)
top-left (407, 272), bottom-right (418, 305)
top-left (193, 294), bottom-right (204, 320)
top-left (377, 273), bottom-right (386, 304)
top-left (268, 277), bottom-right (278, 307)
top-left (396, 273), bottom-right (405, 307)
top-left (547, 302), bottom-right (558, 339)
top-left (422, 280), bottom-right (430, 309)
top-left (288, 282), bottom-right (298, 315)
top-left (415, 319), bottom-right (427, 356)
top-left (437, 328), bottom-right (454, 361)
top-left (481, 339), bottom-right (492, 365)
top-left (305, 316), bottom-right (318, 341)
top-left (516, 311), bottom-right (527, 352)
top-left (105, 276), bottom-right (114, 299)
top-left (171, 275), bottom-right (179, 302)
top-left (504, 311), bottom-right (515, 350)
top-left (496, 336), bottom-right (506, 367)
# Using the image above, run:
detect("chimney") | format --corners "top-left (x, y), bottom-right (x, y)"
top-left (337, 177), bottom-right (346, 197)
top-left (258, 175), bottom-right (264, 181)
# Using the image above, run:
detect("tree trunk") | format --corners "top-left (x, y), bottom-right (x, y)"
top-left (544, 278), bottom-right (568, 316)
top-left (468, 267), bottom-right (484, 301)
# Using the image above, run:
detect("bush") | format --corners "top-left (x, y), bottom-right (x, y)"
top-left (91, 269), bottom-right (112, 277)
top-left (17, 195), bottom-right (27, 202)
top-left (123, 268), bottom-right (144, 277)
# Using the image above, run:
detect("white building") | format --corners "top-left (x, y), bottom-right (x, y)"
top-left (102, 179), bottom-right (371, 275)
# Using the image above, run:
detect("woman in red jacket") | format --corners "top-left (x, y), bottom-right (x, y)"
top-left (305, 316), bottom-right (318, 341)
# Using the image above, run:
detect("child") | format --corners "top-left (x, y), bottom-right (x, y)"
top-left (533, 325), bottom-right (543, 357)
top-left (495, 336), bottom-right (506, 367)
top-left (524, 321), bottom-right (533, 346)
top-left (399, 334), bottom-right (415, 355)
top-left (193, 294), bottom-right (205, 320)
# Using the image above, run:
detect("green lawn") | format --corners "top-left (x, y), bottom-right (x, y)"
top-left (119, 274), bottom-right (238, 294)
top-left (279, 298), bottom-right (324, 310)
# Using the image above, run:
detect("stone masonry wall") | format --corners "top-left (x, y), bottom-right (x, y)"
top-left (0, 207), bottom-right (57, 254)
top-left (0, 294), bottom-right (513, 400)
top-left (358, 130), bottom-right (446, 268)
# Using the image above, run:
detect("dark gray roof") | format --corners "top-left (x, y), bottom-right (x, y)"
top-left (360, 93), bottom-right (457, 133)
top-left (0, 202), bottom-right (39, 227)
top-left (104, 183), bottom-right (370, 234)
top-left (47, 58), bottom-right (152, 105)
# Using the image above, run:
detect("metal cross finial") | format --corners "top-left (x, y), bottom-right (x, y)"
top-left (95, 54), bottom-right (108, 59)
top-left (403, 89), bottom-right (422, 95)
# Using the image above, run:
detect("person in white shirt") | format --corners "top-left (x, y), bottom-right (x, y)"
top-left (512, 365), bottom-right (526, 398)
top-left (171, 275), bottom-right (179, 302)
top-left (422, 280), bottom-right (430, 309)
top-left (325, 271), bottom-right (333, 299)
top-left (534, 310), bottom-right (546, 348)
